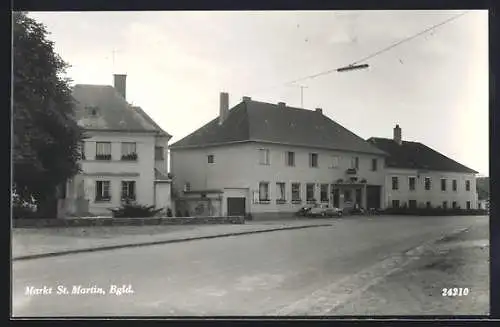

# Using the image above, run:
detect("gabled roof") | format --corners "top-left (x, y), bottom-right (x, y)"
top-left (72, 84), bottom-right (171, 138)
top-left (170, 100), bottom-right (386, 155)
top-left (367, 137), bottom-right (478, 174)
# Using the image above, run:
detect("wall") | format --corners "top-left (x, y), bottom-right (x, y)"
top-left (385, 168), bottom-right (478, 209)
top-left (171, 142), bottom-right (387, 216)
top-left (75, 131), bottom-right (157, 215)
top-left (155, 182), bottom-right (172, 212)
top-left (154, 136), bottom-right (169, 175)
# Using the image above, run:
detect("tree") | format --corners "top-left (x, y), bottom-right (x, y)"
top-left (13, 12), bottom-right (84, 216)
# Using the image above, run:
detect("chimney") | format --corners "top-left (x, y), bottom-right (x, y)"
top-left (393, 124), bottom-right (402, 145)
top-left (278, 102), bottom-right (286, 108)
top-left (219, 92), bottom-right (229, 125)
top-left (315, 108), bottom-right (323, 115)
top-left (242, 96), bottom-right (251, 102)
top-left (113, 74), bottom-right (127, 100)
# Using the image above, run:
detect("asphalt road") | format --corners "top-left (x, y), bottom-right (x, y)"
top-left (12, 215), bottom-right (489, 317)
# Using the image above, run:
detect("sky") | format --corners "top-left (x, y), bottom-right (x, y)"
top-left (27, 10), bottom-right (489, 176)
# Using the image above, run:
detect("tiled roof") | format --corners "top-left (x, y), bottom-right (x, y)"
top-left (170, 100), bottom-right (386, 155)
top-left (72, 84), bottom-right (171, 137)
top-left (367, 137), bottom-right (478, 174)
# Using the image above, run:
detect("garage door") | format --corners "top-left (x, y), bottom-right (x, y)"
top-left (227, 197), bottom-right (246, 216)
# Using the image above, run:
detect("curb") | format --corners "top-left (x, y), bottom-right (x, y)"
top-left (12, 223), bottom-right (333, 261)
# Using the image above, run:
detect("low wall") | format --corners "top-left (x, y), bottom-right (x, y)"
top-left (13, 216), bottom-right (245, 228)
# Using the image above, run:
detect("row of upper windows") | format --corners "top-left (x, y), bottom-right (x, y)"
top-left (80, 141), bottom-right (165, 161)
top-left (207, 150), bottom-right (380, 171)
top-left (94, 180), bottom-right (136, 202)
top-left (391, 176), bottom-right (472, 192)
top-left (390, 200), bottom-right (472, 210)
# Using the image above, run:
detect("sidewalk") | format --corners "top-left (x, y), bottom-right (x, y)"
top-left (11, 218), bottom-right (334, 260)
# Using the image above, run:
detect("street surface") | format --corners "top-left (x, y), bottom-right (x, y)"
top-left (12, 215), bottom-right (489, 317)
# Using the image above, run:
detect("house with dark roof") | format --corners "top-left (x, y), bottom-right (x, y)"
top-left (60, 74), bottom-right (173, 217)
top-left (169, 93), bottom-right (389, 220)
top-left (367, 125), bottom-right (479, 210)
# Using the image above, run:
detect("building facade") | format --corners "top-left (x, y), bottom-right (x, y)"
top-left (59, 74), bottom-right (172, 217)
top-left (368, 125), bottom-right (478, 210)
top-left (170, 93), bottom-right (387, 219)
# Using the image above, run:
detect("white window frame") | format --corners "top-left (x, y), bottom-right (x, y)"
top-left (276, 182), bottom-right (286, 202)
top-left (452, 179), bottom-right (458, 192)
top-left (391, 176), bottom-right (399, 190)
top-left (465, 180), bottom-right (471, 192)
top-left (408, 176), bottom-right (417, 191)
top-left (285, 151), bottom-right (295, 167)
top-left (291, 183), bottom-right (301, 202)
top-left (306, 183), bottom-right (315, 201)
top-left (121, 180), bottom-right (136, 200)
top-left (320, 184), bottom-right (329, 202)
top-left (331, 155), bottom-right (339, 169)
top-left (424, 177), bottom-right (432, 191)
top-left (259, 182), bottom-right (270, 202)
top-left (259, 149), bottom-right (270, 165)
top-left (207, 154), bottom-right (215, 164)
top-left (96, 142), bottom-right (112, 158)
top-left (95, 180), bottom-right (111, 201)
top-left (309, 153), bottom-right (319, 168)
top-left (441, 178), bottom-right (447, 192)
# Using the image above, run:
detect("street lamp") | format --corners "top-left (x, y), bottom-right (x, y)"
top-left (336, 64), bottom-right (369, 73)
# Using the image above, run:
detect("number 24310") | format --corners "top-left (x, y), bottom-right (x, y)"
top-left (442, 288), bottom-right (470, 297)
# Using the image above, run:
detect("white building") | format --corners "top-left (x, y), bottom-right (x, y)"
top-left (367, 125), bottom-right (479, 210)
top-left (59, 74), bottom-right (172, 217)
top-left (169, 93), bottom-right (388, 220)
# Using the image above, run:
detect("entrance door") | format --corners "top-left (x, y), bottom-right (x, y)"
top-left (366, 185), bottom-right (381, 209)
top-left (355, 188), bottom-right (362, 206)
top-left (227, 197), bottom-right (246, 216)
top-left (332, 189), bottom-right (340, 208)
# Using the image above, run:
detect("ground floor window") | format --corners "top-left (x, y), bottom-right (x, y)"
top-left (442, 201), bottom-right (448, 209)
top-left (320, 184), bottom-right (329, 202)
top-left (276, 182), bottom-right (286, 203)
top-left (306, 183), bottom-right (315, 202)
top-left (259, 182), bottom-right (270, 202)
top-left (466, 201), bottom-right (471, 209)
top-left (409, 200), bottom-right (417, 209)
top-left (95, 181), bottom-right (111, 201)
top-left (121, 181), bottom-right (136, 201)
top-left (452, 201), bottom-right (457, 209)
top-left (392, 200), bottom-right (400, 208)
top-left (292, 183), bottom-right (301, 202)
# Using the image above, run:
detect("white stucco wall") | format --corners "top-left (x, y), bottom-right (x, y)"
top-left (155, 182), bottom-right (172, 212)
top-left (70, 131), bottom-right (169, 215)
top-left (385, 168), bottom-right (478, 209)
top-left (170, 142), bottom-right (387, 215)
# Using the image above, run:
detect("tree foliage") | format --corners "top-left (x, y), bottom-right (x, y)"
top-left (13, 12), bottom-right (84, 209)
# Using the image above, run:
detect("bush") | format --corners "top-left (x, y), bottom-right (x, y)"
top-left (13, 204), bottom-right (39, 219)
top-left (109, 201), bottom-right (163, 218)
top-left (166, 208), bottom-right (173, 217)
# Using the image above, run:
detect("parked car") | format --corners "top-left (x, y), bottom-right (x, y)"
top-left (305, 204), bottom-right (343, 218)
top-left (295, 206), bottom-right (313, 217)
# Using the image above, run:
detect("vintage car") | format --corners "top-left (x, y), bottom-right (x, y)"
top-left (305, 204), bottom-right (343, 218)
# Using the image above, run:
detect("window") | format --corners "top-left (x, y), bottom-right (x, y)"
top-left (441, 179), bottom-right (447, 191)
top-left (426, 201), bottom-right (431, 209)
top-left (320, 184), bottom-right (329, 202)
top-left (121, 142), bottom-right (137, 161)
top-left (95, 142), bottom-right (112, 160)
top-left (466, 201), bottom-right (471, 209)
top-left (442, 201), bottom-right (448, 209)
top-left (425, 177), bottom-right (431, 190)
top-left (259, 149), bottom-right (270, 165)
top-left (452, 180), bottom-right (457, 192)
top-left (392, 200), bottom-right (400, 208)
top-left (286, 151), bottom-right (295, 166)
top-left (207, 154), bottom-right (214, 164)
top-left (409, 200), bottom-right (417, 209)
top-left (276, 182), bottom-right (286, 203)
top-left (184, 182), bottom-right (191, 192)
top-left (121, 181), bottom-right (136, 200)
top-left (392, 177), bottom-right (399, 190)
top-left (80, 141), bottom-right (86, 160)
top-left (331, 156), bottom-right (339, 168)
top-left (155, 146), bottom-right (164, 160)
top-left (292, 183), bottom-right (301, 202)
top-left (309, 153), bottom-right (318, 168)
top-left (344, 190), bottom-right (352, 202)
top-left (95, 181), bottom-right (111, 201)
top-left (409, 177), bottom-right (416, 191)
top-left (259, 182), bottom-right (270, 202)
top-left (371, 158), bottom-right (377, 171)
top-left (452, 201), bottom-right (457, 209)
top-left (306, 183), bottom-right (315, 201)
top-left (466, 180), bottom-right (471, 191)
top-left (351, 157), bottom-right (359, 169)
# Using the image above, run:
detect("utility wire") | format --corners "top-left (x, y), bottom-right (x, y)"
top-left (251, 10), bottom-right (469, 93)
